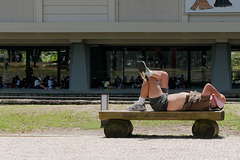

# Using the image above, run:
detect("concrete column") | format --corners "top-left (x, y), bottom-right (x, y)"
top-left (69, 44), bottom-right (90, 91)
top-left (211, 43), bottom-right (232, 91)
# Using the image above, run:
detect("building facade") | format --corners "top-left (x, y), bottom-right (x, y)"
top-left (0, 0), bottom-right (240, 93)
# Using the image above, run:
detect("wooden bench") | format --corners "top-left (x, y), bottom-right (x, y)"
top-left (99, 110), bottom-right (225, 138)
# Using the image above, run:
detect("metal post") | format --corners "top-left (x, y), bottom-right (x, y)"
top-left (101, 94), bottom-right (109, 128)
top-left (101, 94), bottom-right (109, 111)
top-left (57, 49), bottom-right (61, 87)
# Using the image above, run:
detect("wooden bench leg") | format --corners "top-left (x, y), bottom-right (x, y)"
top-left (126, 120), bottom-right (133, 136)
top-left (104, 119), bottom-right (133, 138)
top-left (192, 119), bottom-right (219, 139)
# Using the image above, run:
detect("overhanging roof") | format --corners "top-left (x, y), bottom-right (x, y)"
top-left (0, 22), bottom-right (240, 33)
top-left (0, 22), bottom-right (240, 46)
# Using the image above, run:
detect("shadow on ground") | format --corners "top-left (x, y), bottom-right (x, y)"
top-left (125, 134), bottom-right (225, 140)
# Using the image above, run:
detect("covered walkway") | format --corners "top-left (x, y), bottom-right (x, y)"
top-left (0, 87), bottom-right (239, 101)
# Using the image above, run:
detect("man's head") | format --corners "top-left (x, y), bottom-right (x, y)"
top-left (210, 95), bottom-right (217, 108)
top-left (210, 94), bottom-right (224, 109)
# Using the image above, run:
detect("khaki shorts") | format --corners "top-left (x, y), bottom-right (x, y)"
top-left (181, 91), bottom-right (210, 111)
top-left (149, 93), bottom-right (168, 111)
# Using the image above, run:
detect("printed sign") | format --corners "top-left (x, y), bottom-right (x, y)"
top-left (185, 0), bottom-right (240, 12)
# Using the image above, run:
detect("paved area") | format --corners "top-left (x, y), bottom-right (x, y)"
top-left (0, 132), bottom-right (239, 160)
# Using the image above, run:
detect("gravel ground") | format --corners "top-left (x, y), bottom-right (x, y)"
top-left (0, 129), bottom-right (239, 160)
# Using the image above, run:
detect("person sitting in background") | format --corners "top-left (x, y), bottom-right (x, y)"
top-left (180, 74), bottom-right (188, 88)
top-left (64, 76), bottom-right (69, 89)
top-left (48, 77), bottom-right (53, 89)
top-left (20, 78), bottom-right (27, 88)
top-left (130, 76), bottom-right (135, 88)
top-left (15, 76), bottom-right (21, 88)
top-left (175, 75), bottom-right (181, 88)
top-left (0, 76), bottom-right (6, 88)
top-left (118, 78), bottom-right (124, 89)
top-left (34, 77), bottom-right (47, 89)
top-left (134, 76), bottom-right (143, 88)
top-left (104, 78), bottom-right (111, 89)
top-left (115, 75), bottom-right (120, 88)
top-left (92, 77), bottom-right (101, 88)
top-left (168, 77), bottom-right (176, 89)
top-left (43, 75), bottom-right (50, 87)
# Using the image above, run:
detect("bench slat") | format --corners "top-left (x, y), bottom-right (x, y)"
top-left (99, 110), bottom-right (225, 121)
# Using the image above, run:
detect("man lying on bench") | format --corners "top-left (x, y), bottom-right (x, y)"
top-left (127, 61), bottom-right (226, 112)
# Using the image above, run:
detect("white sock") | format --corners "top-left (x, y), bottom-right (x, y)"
top-left (138, 97), bottom-right (145, 105)
top-left (149, 69), bottom-right (152, 77)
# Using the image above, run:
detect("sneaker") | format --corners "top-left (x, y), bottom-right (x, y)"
top-left (126, 101), bottom-right (146, 111)
top-left (138, 61), bottom-right (150, 81)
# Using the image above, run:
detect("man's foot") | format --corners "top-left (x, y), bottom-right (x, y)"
top-left (138, 61), bottom-right (150, 81)
top-left (126, 101), bottom-right (146, 111)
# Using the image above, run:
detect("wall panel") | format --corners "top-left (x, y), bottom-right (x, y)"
top-left (44, 6), bottom-right (108, 14)
top-left (43, 0), bottom-right (109, 22)
top-left (0, 0), bottom-right (34, 22)
top-left (43, 0), bottom-right (107, 6)
top-left (118, 0), bottom-right (179, 22)
top-left (44, 15), bottom-right (108, 22)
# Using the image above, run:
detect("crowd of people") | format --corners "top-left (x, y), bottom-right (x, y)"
top-left (92, 75), bottom-right (145, 89)
top-left (92, 76), bottom-right (126, 89)
top-left (169, 75), bottom-right (188, 89)
top-left (1, 73), bottom-right (187, 90)
top-left (0, 75), bottom-right (69, 89)
top-left (92, 74), bottom-right (188, 90)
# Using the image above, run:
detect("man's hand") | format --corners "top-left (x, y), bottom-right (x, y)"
top-left (220, 94), bottom-right (226, 103)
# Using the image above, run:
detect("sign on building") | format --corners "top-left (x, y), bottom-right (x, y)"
top-left (185, 0), bottom-right (239, 12)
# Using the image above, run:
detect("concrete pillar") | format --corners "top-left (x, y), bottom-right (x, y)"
top-left (211, 43), bottom-right (232, 91)
top-left (69, 44), bottom-right (90, 91)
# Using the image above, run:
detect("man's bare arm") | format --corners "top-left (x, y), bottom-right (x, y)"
top-left (202, 83), bottom-right (226, 103)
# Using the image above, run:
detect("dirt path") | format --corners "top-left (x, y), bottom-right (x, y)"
top-left (0, 130), bottom-right (239, 160)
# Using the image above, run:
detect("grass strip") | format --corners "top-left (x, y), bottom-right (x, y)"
top-left (0, 104), bottom-right (239, 133)
top-left (0, 105), bottom-right (99, 133)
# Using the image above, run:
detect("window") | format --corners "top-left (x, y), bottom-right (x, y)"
top-left (90, 46), bottom-right (211, 89)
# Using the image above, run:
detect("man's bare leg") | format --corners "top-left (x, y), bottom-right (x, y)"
top-left (151, 71), bottom-right (169, 93)
top-left (148, 77), bottom-right (163, 98)
top-left (138, 69), bottom-right (168, 100)
top-left (126, 81), bottom-right (148, 111)
top-left (127, 61), bottom-right (169, 111)
top-left (136, 81), bottom-right (149, 106)
top-left (140, 81), bottom-right (149, 99)
top-left (138, 61), bottom-right (168, 93)
top-left (127, 70), bottom-right (168, 110)
top-left (137, 70), bottom-right (168, 100)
